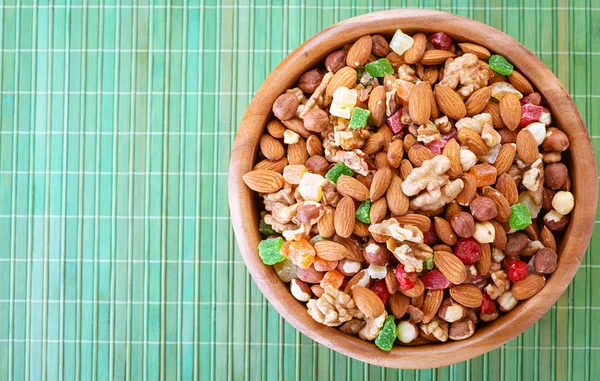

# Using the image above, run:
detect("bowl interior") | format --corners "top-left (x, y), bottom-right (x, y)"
top-left (228, 9), bottom-right (597, 369)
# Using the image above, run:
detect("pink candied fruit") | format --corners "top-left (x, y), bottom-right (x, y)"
top-left (421, 269), bottom-right (451, 290)
top-left (423, 223), bottom-right (437, 246)
top-left (453, 238), bottom-right (482, 265)
top-left (429, 32), bottom-right (453, 51)
top-left (519, 103), bottom-right (543, 127)
top-left (441, 128), bottom-right (458, 142)
top-left (480, 291), bottom-right (496, 314)
top-left (387, 109), bottom-right (406, 134)
top-left (507, 259), bottom-right (529, 282)
top-left (395, 263), bottom-right (417, 290)
top-left (426, 139), bottom-right (447, 155)
top-left (370, 279), bottom-right (390, 304)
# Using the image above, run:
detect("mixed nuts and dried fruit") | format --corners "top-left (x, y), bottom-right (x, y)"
top-left (243, 29), bottom-right (574, 350)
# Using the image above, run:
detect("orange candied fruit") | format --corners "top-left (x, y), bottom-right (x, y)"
top-left (394, 79), bottom-right (415, 103)
top-left (284, 239), bottom-right (316, 269)
top-left (320, 270), bottom-right (345, 289)
top-left (313, 257), bottom-right (338, 272)
top-left (470, 163), bottom-right (498, 187)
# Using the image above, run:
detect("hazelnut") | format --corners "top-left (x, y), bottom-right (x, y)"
top-left (544, 163), bottom-right (568, 189)
top-left (532, 247), bottom-right (558, 274)
top-left (469, 196), bottom-right (498, 221)
top-left (297, 202), bottom-right (324, 225)
top-left (437, 298), bottom-right (467, 323)
top-left (520, 239), bottom-right (544, 257)
top-left (543, 209), bottom-right (569, 231)
top-left (297, 69), bottom-right (324, 93)
top-left (296, 265), bottom-right (325, 283)
top-left (371, 34), bottom-right (390, 57)
top-left (362, 238), bottom-right (390, 266)
top-left (542, 187), bottom-right (556, 210)
top-left (539, 107), bottom-right (552, 125)
top-left (305, 155), bottom-right (329, 175)
top-left (272, 93), bottom-right (299, 121)
top-left (325, 49), bottom-right (347, 73)
top-left (448, 319), bottom-right (475, 341)
top-left (472, 221), bottom-right (495, 243)
top-left (543, 151), bottom-right (562, 164)
top-left (290, 279), bottom-right (312, 302)
top-left (542, 128), bottom-right (570, 152)
top-left (551, 191), bottom-right (574, 215)
top-left (337, 258), bottom-right (362, 277)
top-left (451, 212), bottom-right (475, 238)
top-left (303, 108), bottom-right (329, 132)
top-left (505, 232), bottom-right (529, 256)
top-left (479, 311), bottom-right (499, 322)
top-left (497, 290), bottom-right (518, 312)
top-left (498, 128), bottom-right (516, 144)
top-left (367, 263), bottom-right (388, 280)
top-left (396, 320), bottom-right (419, 344)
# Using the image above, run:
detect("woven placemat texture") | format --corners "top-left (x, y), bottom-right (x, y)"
top-left (0, 0), bottom-right (598, 380)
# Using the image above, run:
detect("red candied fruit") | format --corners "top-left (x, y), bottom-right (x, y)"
top-left (423, 223), bottom-right (437, 245)
top-left (421, 269), bottom-right (451, 290)
top-left (453, 238), bottom-right (482, 265)
top-left (480, 291), bottom-right (496, 314)
top-left (441, 128), bottom-right (458, 142)
top-left (426, 139), bottom-right (447, 155)
top-left (370, 279), bottom-right (390, 304)
top-left (429, 32), bottom-right (453, 50)
top-left (388, 109), bottom-right (406, 134)
top-left (507, 259), bottom-right (529, 282)
top-left (395, 263), bottom-right (417, 290)
top-left (519, 103), bottom-right (543, 127)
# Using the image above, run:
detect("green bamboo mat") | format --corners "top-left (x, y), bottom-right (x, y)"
top-left (0, 0), bottom-right (598, 380)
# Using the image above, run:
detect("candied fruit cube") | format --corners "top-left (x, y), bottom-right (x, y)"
top-left (371, 279), bottom-right (390, 304)
top-left (488, 55), bottom-right (514, 76)
top-left (320, 269), bottom-right (345, 289)
top-left (273, 258), bottom-right (297, 282)
top-left (395, 80), bottom-right (415, 103)
top-left (422, 255), bottom-right (435, 271)
top-left (355, 200), bottom-right (372, 224)
top-left (348, 107), bottom-right (371, 130)
top-left (259, 219), bottom-right (278, 236)
top-left (429, 32), bottom-right (453, 50)
top-left (387, 109), bottom-right (406, 134)
top-left (313, 257), bottom-right (338, 272)
top-left (325, 162), bottom-right (354, 184)
top-left (285, 239), bottom-right (316, 269)
top-left (519, 103), bottom-right (543, 127)
top-left (509, 203), bottom-right (532, 231)
top-left (389, 29), bottom-right (414, 55)
top-left (365, 58), bottom-right (395, 78)
top-left (258, 237), bottom-right (286, 265)
top-left (469, 163), bottom-right (498, 187)
top-left (375, 316), bottom-right (397, 351)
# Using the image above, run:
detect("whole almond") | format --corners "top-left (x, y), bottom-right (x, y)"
top-left (433, 244), bottom-right (452, 252)
top-left (370, 167), bottom-right (392, 201)
top-left (400, 278), bottom-right (425, 298)
top-left (421, 50), bottom-right (456, 65)
top-left (385, 267), bottom-right (400, 294)
top-left (456, 172), bottom-right (477, 206)
top-left (426, 83), bottom-right (440, 119)
top-left (442, 138), bottom-right (462, 179)
top-left (540, 226), bottom-right (557, 250)
top-left (449, 284), bottom-right (483, 308)
top-left (378, 125), bottom-right (393, 145)
top-left (368, 86), bottom-right (387, 126)
top-left (484, 101), bottom-right (504, 129)
top-left (303, 108), bottom-right (329, 132)
top-left (408, 144), bottom-right (435, 167)
top-left (434, 85), bottom-right (467, 120)
top-left (343, 269), bottom-right (370, 293)
top-left (434, 216), bottom-right (458, 246)
top-left (374, 152), bottom-right (390, 170)
top-left (386, 51), bottom-right (405, 69)
top-left (281, 118), bottom-right (311, 138)
top-left (267, 119), bottom-right (286, 138)
top-left (314, 240), bottom-right (349, 261)
top-left (334, 235), bottom-right (364, 263)
top-left (288, 138), bottom-right (308, 165)
top-left (387, 139), bottom-right (404, 168)
top-left (272, 93), bottom-right (299, 121)
top-left (411, 294), bottom-right (425, 310)
top-left (451, 212), bottom-right (475, 238)
top-left (395, 214), bottom-right (431, 233)
top-left (371, 34), bottom-right (390, 57)
top-left (404, 33), bottom-right (427, 64)
top-left (325, 50), bottom-right (347, 73)
top-left (404, 134), bottom-right (418, 153)
top-left (363, 132), bottom-right (385, 155)
top-left (388, 293), bottom-right (410, 318)
top-left (370, 197), bottom-right (388, 224)
top-left (353, 286), bottom-right (385, 318)
top-left (334, 196), bottom-right (355, 238)
top-left (499, 93), bottom-right (521, 131)
top-left (457, 43), bottom-right (491, 60)
top-left (465, 86), bottom-right (492, 116)
top-left (346, 35), bottom-right (372, 68)
top-left (511, 274), bottom-right (546, 300)
top-left (476, 242), bottom-right (492, 275)
top-left (421, 289), bottom-right (444, 324)
top-left (353, 221), bottom-right (370, 237)
top-left (399, 159), bottom-right (413, 181)
top-left (445, 201), bottom-right (463, 221)
top-left (259, 134), bottom-right (285, 161)
top-left (318, 206), bottom-right (335, 238)
top-left (457, 128), bottom-right (488, 156)
top-left (516, 129), bottom-right (539, 165)
top-left (325, 66), bottom-right (358, 99)
top-left (408, 82), bottom-right (432, 126)
top-left (242, 170), bottom-right (284, 193)
top-left (493, 143), bottom-right (516, 175)
top-left (337, 175), bottom-right (370, 201)
top-left (489, 220), bottom-right (507, 249)
top-left (482, 187), bottom-right (511, 223)
top-left (508, 70), bottom-right (534, 95)
top-left (254, 157), bottom-right (288, 173)
top-left (496, 173), bottom-right (519, 205)
top-left (433, 251), bottom-right (468, 285)
top-left (420, 66), bottom-right (439, 85)
top-left (306, 135), bottom-right (323, 157)
top-left (387, 176), bottom-right (409, 216)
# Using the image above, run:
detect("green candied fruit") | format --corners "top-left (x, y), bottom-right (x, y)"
top-left (273, 258), bottom-right (296, 282)
top-left (365, 58), bottom-right (395, 78)
top-left (325, 162), bottom-right (354, 184)
top-left (258, 237), bottom-right (285, 265)
top-left (348, 108), bottom-right (371, 130)
top-left (488, 55), bottom-right (514, 76)
top-left (509, 203), bottom-right (532, 230)
top-left (355, 200), bottom-right (372, 224)
top-left (259, 219), bottom-right (277, 236)
top-left (423, 255), bottom-right (435, 271)
top-left (375, 316), bottom-right (397, 351)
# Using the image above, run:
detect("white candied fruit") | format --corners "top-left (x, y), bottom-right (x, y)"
top-left (297, 172), bottom-right (326, 202)
top-left (389, 29), bottom-right (414, 56)
top-left (329, 87), bottom-right (357, 119)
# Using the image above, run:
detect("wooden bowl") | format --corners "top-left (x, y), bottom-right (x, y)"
top-left (228, 9), bottom-right (597, 368)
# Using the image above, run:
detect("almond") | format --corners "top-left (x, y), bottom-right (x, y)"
top-left (387, 139), bottom-right (404, 168)
top-left (421, 289), bottom-right (444, 324)
top-left (408, 144), bottom-right (435, 167)
top-left (493, 143), bottom-right (516, 175)
top-left (370, 167), bottom-right (392, 201)
top-left (426, 83), bottom-right (440, 119)
top-left (334, 196), bottom-right (355, 238)
top-left (457, 43), bottom-right (491, 60)
top-left (387, 176), bottom-right (409, 216)
top-left (465, 86), bottom-right (492, 116)
top-left (496, 173), bottom-right (519, 205)
top-left (281, 118), bottom-right (311, 138)
top-left (343, 269), bottom-right (370, 293)
top-left (306, 135), bottom-right (323, 157)
top-left (442, 138), bottom-right (462, 179)
top-left (511, 274), bottom-right (546, 300)
top-left (385, 266), bottom-right (400, 294)
top-left (352, 286), bottom-right (385, 318)
top-left (337, 175), bottom-right (370, 201)
top-left (399, 159), bottom-right (413, 181)
top-left (374, 152), bottom-right (390, 170)
top-left (411, 294), bottom-right (425, 310)
top-left (272, 93), bottom-right (299, 121)
top-left (540, 226), bottom-right (557, 250)
top-left (482, 187), bottom-right (511, 223)
top-left (421, 50), bottom-right (456, 65)
top-left (368, 86), bottom-right (387, 126)
top-left (346, 35), bottom-right (372, 68)
top-left (434, 216), bottom-right (458, 246)
top-left (400, 278), bottom-right (425, 298)
top-left (449, 284), bottom-right (483, 308)
top-left (420, 66), bottom-right (439, 85)
top-left (508, 70), bottom-right (534, 95)
top-left (499, 93), bottom-right (521, 131)
top-left (456, 172), bottom-right (477, 206)
top-left (254, 157), bottom-right (288, 173)
top-left (403, 133), bottom-right (418, 153)
top-left (287, 138), bottom-right (308, 165)
top-left (362, 132), bottom-right (385, 155)
top-left (516, 129), bottom-right (539, 165)
top-left (451, 212), bottom-right (475, 238)
top-left (395, 214), bottom-right (431, 233)
top-left (242, 170), bottom-right (284, 193)
top-left (267, 119), bottom-right (286, 138)
top-left (386, 51), bottom-right (405, 69)
top-left (318, 206), bottom-right (335, 238)
top-left (433, 251), bottom-right (468, 285)
top-left (408, 82), bottom-right (432, 126)
top-left (484, 101), bottom-right (504, 129)
top-left (314, 241), bottom-right (349, 261)
top-left (388, 292), bottom-right (410, 318)
top-left (476, 242), bottom-right (492, 275)
top-left (259, 134), bottom-right (285, 161)
top-left (370, 197), bottom-right (388, 224)
top-left (353, 221), bottom-right (370, 237)
top-left (325, 66), bottom-right (357, 99)
top-left (434, 85), bottom-right (467, 120)
top-left (457, 127), bottom-right (488, 156)
top-left (489, 220), bottom-right (507, 249)
top-left (404, 33), bottom-right (427, 64)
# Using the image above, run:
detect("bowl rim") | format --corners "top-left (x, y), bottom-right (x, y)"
top-left (228, 9), bottom-right (598, 368)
